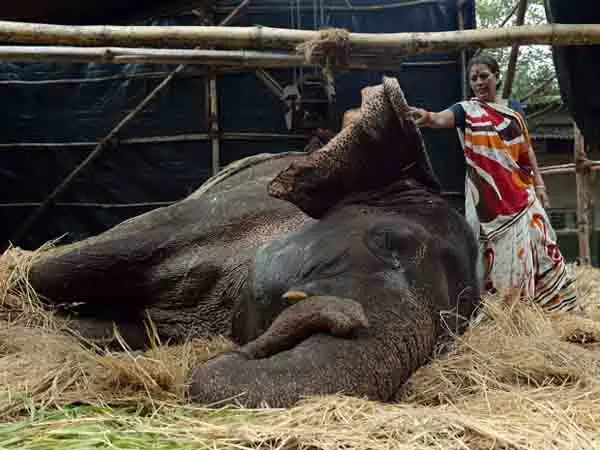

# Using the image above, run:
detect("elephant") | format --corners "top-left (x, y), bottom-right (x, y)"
top-left (26, 77), bottom-right (481, 408)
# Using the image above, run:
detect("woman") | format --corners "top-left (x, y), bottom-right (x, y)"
top-left (409, 54), bottom-right (579, 313)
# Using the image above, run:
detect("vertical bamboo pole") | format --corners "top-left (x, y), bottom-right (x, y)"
top-left (457, 0), bottom-right (468, 99)
top-left (574, 123), bottom-right (591, 265)
top-left (208, 73), bottom-right (220, 175)
top-left (502, 0), bottom-right (528, 99)
top-left (204, 0), bottom-right (252, 176)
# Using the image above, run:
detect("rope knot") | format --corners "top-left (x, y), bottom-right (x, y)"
top-left (295, 28), bottom-right (351, 82)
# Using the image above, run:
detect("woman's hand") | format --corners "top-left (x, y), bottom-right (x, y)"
top-left (535, 185), bottom-right (551, 209)
top-left (342, 108), bottom-right (360, 129)
top-left (409, 107), bottom-right (455, 129)
top-left (409, 107), bottom-right (431, 127)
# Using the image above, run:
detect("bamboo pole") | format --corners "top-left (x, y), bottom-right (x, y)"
top-left (541, 166), bottom-right (600, 175)
top-left (0, 45), bottom-right (308, 66)
top-left (219, 0), bottom-right (252, 26)
top-left (0, 201), bottom-right (174, 209)
top-left (0, 132), bottom-right (309, 150)
top-left (0, 70), bottom-right (206, 86)
top-left (456, 0), bottom-right (468, 100)
top-left (207, 73), bottom-right (220, 175)
top-left (573, 124), bottom-right (591, 265)
top-left (539, 161), bottom-right (600, 175)
top-left (254, 69), bottom-right (284, 98)
top-left (502, 0), bottom-right (528, 99)
top-left (2, 22), bottom-right (600, 54)
top-left (0, 45), bottom-right (451, 70)
top-left (499, 1), bottom-right (521, 28)
top-left (204, 0), bottom-right (253, 175)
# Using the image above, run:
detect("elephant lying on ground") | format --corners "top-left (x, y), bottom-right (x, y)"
top-left (26, 77), bottom-right (481, 407)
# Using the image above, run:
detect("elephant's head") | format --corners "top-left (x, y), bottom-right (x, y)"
top-left (231, 193), bottom-right (474, 345)
top-left (192, 187), bottom-right (479, 408)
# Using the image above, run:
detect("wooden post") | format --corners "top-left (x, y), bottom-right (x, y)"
top-left (207, 74), bottom-right (220, 175)
top-left (502, 0), bottom-right (528, 99)
top-left (574, 123), bottom-right (591, 265)
top-left (457, 0), bottom-right (468, 99)
top-left (203, 0), bottom-right (254, 176)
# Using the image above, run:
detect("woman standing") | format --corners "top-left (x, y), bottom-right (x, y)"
top-left (410, 54), bottom-right (579, 313)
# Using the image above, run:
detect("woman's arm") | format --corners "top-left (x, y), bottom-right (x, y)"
top-left (511, 99), bottom-right (551, 209)
top-left (527, 144), bottom-right (551, 208)
top-left (409, 107), bottom-right (456, 129)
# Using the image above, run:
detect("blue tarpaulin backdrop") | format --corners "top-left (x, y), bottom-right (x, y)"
top-left (0, 0), bottom-right (476, 249)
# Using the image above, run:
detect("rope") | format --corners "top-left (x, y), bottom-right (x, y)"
top-left (295, 28), bottom-right (351, 83)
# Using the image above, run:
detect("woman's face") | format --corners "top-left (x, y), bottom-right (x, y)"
top-left (469, 63), bottom-right (498, 102)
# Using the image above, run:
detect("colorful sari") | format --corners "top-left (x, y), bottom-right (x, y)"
top-left (454, 99), bottom-right (579, 312)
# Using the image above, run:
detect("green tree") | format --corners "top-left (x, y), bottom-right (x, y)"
top-left (474, 0), bottom-right (559, 105)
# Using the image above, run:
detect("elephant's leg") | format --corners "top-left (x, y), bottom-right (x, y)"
top-left (187, 305), bottom-right (437, 408)
top-left (237, 295), bottom-right (369, 359)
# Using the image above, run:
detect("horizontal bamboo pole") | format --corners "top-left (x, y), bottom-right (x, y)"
top-left (0, 70), bottom-right (207, 86)
top-left (539, 160), bottom-right (600, 175)
top-left (1, 21), bottom-right (600, 55)
top-left (0, 194), bottom-right (468, 209)
top-left (0, 132), bottom-right (310, 150)
top-left (0, 45), bottom-right (310, 67)
top-left (0, 45), bottom-right (435, 69)
top-left (0, 201), bottom-right (173, 209)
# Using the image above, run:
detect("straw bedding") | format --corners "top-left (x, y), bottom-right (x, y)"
top-left (1, 243), bottom-right (599, 449)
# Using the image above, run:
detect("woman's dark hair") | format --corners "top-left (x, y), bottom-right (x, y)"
top-left (467, 54), bottom-right (502, 89)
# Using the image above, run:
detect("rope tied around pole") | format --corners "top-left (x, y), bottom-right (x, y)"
top-left (295, 28), bottom-right (351, 82)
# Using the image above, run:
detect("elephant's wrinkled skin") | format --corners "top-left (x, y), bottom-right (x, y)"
top-left (189, 179), bottom-right (479, 407)
top-left (26, 77), bottom-right (481, 408)
top-left (28, 152), bottom-right (313, 347)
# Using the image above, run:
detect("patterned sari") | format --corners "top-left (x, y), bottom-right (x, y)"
top-left (455, 99), bottom-right (578, 312)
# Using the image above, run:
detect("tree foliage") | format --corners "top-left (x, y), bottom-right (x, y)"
top-left (475, 0), bottom-right (559, 105)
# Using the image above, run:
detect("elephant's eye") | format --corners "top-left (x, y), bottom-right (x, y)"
top-left (302, 246), bottom-right (349, 281)
top-left (364, 226), bottom-right (410, 269)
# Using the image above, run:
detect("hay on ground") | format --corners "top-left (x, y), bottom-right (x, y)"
top-left (1, 244), bottom-right (600, 449)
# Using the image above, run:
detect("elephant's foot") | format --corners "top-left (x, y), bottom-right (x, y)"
top-left (239, 295), bottom-right (369, 359)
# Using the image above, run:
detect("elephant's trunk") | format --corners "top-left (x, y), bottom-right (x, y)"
top-left (237, 295), bottom-right (370, 360)
top-left (187, 297), bottom-right (438, 408)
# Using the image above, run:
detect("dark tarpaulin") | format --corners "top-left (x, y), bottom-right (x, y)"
top-left (0, 0), bottom-right (475, 250)
top-left (544, 0), bottom-right (600, 148)
top-left (0, 0), bottom-right (212, 25)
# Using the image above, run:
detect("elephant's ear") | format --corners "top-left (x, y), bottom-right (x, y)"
top-left (381, 77), bottom-right (441, 194)
top-left (267, 77), bottom-right (441, 219)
